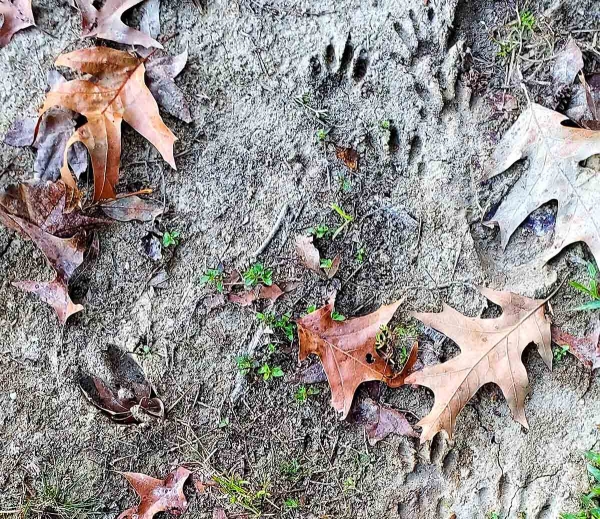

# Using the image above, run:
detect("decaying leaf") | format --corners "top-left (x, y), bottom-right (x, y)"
top-left (100, 196), bottom-right (164, 222)
top-left (146, 51), bottom-right (192, 123)
top-left (406, 287), bottom-right (551, 443)
top-left (551, 38), bottom-right (583, 87)
top-left (295, 235), bottom-right (340, 279)
top-left (227, 283), bottom-right (285, 307)
top-left (351, 397), bottom-right (418, 445)
top-left (552, 320), bottom-right (600, 370)
top-left (0, 0), bottom-right (34, 47)
top-left (297, 295), bottom-right (417, 419)
top-left (41, 47), bottom-right (177, 201)
top-left (212, 509), bottom-right (227, 519)
top-left (334, 145), bottom-right (359, 171)
top-left (73, 0), bottom-right (162, 48)
top-left (483, 103), bottom-right (600, 264)
top-left (142, 232), bottom-right (162, 261)
top-left (118, 467), bottom-right (191, 519)
top-left (139, 0), bottom-right (160, 40)
top-left (288, 361), bottom-right (327, 384)
top-left (79, 345), bottom-right (164, 424)
top-left (0, 180), bottom-right (106, 323)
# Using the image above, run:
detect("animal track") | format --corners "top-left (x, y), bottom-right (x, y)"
top-left (310, 33), bottom-right (370, 88)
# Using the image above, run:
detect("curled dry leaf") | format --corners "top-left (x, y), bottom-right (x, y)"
top-left (117, 467), bottom-right (191, 519)
top-left (295, 234), bottom-right (340, 279)
top-left (0, 0), bottom-right (34, 47)
top-left (407, 287), bottom-right (552, 443)
top-left (552, 320), bottom-right (600, 370)
top-left (296, 295), bottom-right (418, 419)
top-left (100, 196), bottom-right (165, 222)
top-left (42, 47), bottom-right (177, 201)
top-left (551, 38), bottom-right (583, 87)
top-left (0, 180), bottom-right (107, 323)
top-left (73, 0), bottom-right (162, 48)
top-left (483, 104), bottom-right (600, 265)
top-left (79, 345), bottom-right (164, 424)
top-left (227, 282), bottom-right (299, 307)
top-left (334, 145), bottom-right (359, 171)
top-left (351, 397), bottom-right (418, 445)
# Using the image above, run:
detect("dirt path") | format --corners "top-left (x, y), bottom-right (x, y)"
top-left (1, 1), bottom-right (599, 518)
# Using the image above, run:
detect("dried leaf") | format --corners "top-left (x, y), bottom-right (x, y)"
top-left (79, 345), bottom-right (164, 424)
top-left (489, 92), bottom-right (518, 112)
top-left (73, 0), bottom-right (162, 48)
top-left (0, 180), bottom-right (107, 323)
top-left (552, 38), bottom-right (583, 87)
top-left (148, 268), bottom-right (169, 289)
top-left (117, 467), bottom-right (191, 519)
top-left (42, 47), bottom-right (177, 201)
top-left (483, 104), bottom-right (600, 264)
top-left (139, 0), bottom-right (160, 40)
top-left (295, 235), bottom-right (340, 279)
top-left (0, 0), bottom-right (34, 47)
top-left (406, 287), bottom-right (551, 443)
top-left (227, 283), bottom-right (287, 307)
top-left (145, 50), bottom-right (192, 123)
top-left (142, 232), bottom-right (162, 261)
top-left (552, 320), bottom-right (600, 370)
top-left (288, 362), bottom-right (327, 384)
top-left (297, 296), bottom-right (417, 419)
top-left (101, 196), bottom-right (164, 222)
top-left (351, 397), bottom-right (418, 445)
top-left (334, 145), bottom-right (359, 171)
top-left (213, 510), bottom-right (228, 519)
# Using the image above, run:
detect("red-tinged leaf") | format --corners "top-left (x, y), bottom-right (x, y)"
top-left (117, 467), bottom-right (191, 519)
top-left (297, 295), bottom-right (418, 419)
top-left (73, 0), bottom-right (162, 48)
top-left (351, 397), bottom-right (418, 445)
top-left (552, 38), bottom-right (583, 87)
top-left (100, 196), bottom-right (164, 222)
top-left (552, 321), bottom-right (600, 370)
top-left (334, 145), bottom-right (359, 171)
top-left (0, 0), bottom-right (35, 48)
top-left (227, 282), bottom-right (295, 307)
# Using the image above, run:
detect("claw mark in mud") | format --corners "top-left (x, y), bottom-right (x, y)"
top-left (430, 433), bottom-right (446, 464)
top-left (408, 134), bottom-right (422, 164)
top-left (324, 42), bottom-right (336, 68)
top-left (442, 448), bottom-right (458, 477)
top-left (338, 33), bottom-right (355, 76)
top-left (352, 48), bottom-right (369, 81)
top-left (388, 122), bottom-right (400, 153)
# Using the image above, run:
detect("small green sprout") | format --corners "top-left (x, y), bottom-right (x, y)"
top-left (236, 355), bottom-right (255, 375)
top-left (281, 459), bottom-right (301, 479)
top-left (554, 345), bottom-right (570, 362)
top-left (257, 312), bottom-right (295, 341)
top-left (380, 119), bottom-right (391, 130)
top-left (519, 10), bottom-right (535, 31)
top-left (343, 477), bottom-right (356, 493)
top-left (339, 174), bottom-right (352, 192)
top-left (309, 224), bottom-right (330, 239)
top-left (320, 258), bottom-right (334, 269)
top-left (306, 304), bottom-right (317, 314)
top-left (268, 343), bottom-right (276, 353)
top-left (200, 267), bottom-right (224, 293)
top-left (258, 363), bottom-right (284, 381)
top-left (331, 203), bottom-right (354, 222)
top-left (284, 497), bottom-right (300, 509)
top-left (486, 513), bottom-right (500, 519)
top-left (356, 247), bottom-right (366, 263)
top-left (212, 474), bottom-right (269, 516)
top-left (301, 92), bottom-right (311, 104)
top-left (316, 128), bottom-right (328, 141)
top-left (331, 311), bottom-right (345, 321)
top-left (243, 262), bottom-right (273, 288)
top-left (295, 385), bottom-right (320, 404)
top-left (162, 230), bottom-right (180, 248)
top-left (218, 417), bottom-right (230, 428)
top-left (570, 262), bottom-right (600, 310)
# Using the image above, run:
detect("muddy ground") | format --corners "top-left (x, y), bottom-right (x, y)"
top-left (1, 0), bottom-right (600, 518)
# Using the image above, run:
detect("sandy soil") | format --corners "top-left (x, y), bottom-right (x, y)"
top-left (1, 0), bottom-right (600, 518)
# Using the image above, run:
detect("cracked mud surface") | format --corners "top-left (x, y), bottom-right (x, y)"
top-left (1, 0), bottom-right (599, 518)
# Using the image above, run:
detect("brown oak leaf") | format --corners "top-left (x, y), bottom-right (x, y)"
top-left (118, 466), bottom-right (191, 519)
top-left (0, 0), bottom-right (34, 47)
top-left (0, 180), bottom-right (107, 323)
top-left (406, 287), bottom-right (552, 443)
top-left (73, 0), bottom-right (162, 48)
top-left (482, 104), bottom-right (600, 264)
top-left (552, 320), bottom-right (600, 370)
top-left (351, 397), bottom-right (418, 445)
top-left (40, 47), bottom-right (177, 201)
top-left (296, 295), bottom-right (417, 419)
top-left (100, 195), bottom-right (164, 222)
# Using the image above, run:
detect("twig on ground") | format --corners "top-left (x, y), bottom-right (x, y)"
top-left (251, 203), bottom-right (289, 259)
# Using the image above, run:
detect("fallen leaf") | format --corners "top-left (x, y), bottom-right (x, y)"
top-left (489, 92), bottom-right (518, 112)
top-left (406, 287), bottom-right (551, 443)
top-left (288, 361), bottom-right (327, 384)
top-left (483, 103), bottom-right (600, 264)
top-left (142, 232), bottom-right (162, 261)
top-left (213, 509), bottom-right (228, 519)
top-left (73, 0), bottom-right (162, 48)
top-left (0, 180), bottom-right (106, 323)
top-left (0, 0), bottom-right (34, 47)
top-left (227, 283), bottom-right (287, 307)
top-left (295, 235), bottom-right (340, 279)
top-left (296, 295), bottom-right (418, 419)
top-left (552, 320), bottom-right (600, 370)
top-left (351, 397), bottom-right (418, 445)
top-left (117, 466), bottom-right (191, 519)
top-left (41, 47), bottom-right (177, 201)
top-left (552, 38), bottom-right (583, 87)
top-left (148, 268), bottom-right (169, 289)
top-left (139, 0), bottom-right (160, 40)
top-left (334, 145), bottom-right (359, 171)
top-left (100, 196), bottom-right (164, 222)
top-left (79, 344), bottom-right (164, 424)
top-left (145, 50), bottom-right (192, 123)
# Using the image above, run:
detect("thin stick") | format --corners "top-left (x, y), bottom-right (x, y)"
top-left (251, 203), bottom-right (289, 259)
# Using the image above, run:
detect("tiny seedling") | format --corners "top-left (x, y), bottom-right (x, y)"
top-left (257, 311), bottom-right (295, 341)
top-left (213, 474), bottom-right (270, 516)
top-left (200, 267), bottom-right (224, 293)
top-left (308, 224), bottom-right (330, 239)
top-left (305, 304), bottom-right (317, 314)
top-left (281, 459), bottom-right (301, 480)
top-left (295, 385), bottom-right (320, 404)
top-left (570, 262), bottom-right (600, 310)
top-left (320, 258), bottom-right (334, 269)
top-left (243, 262), bottom-right (273, 288)
top-left (560, 450), bottom-right (600, 518)
top-left (331, 311), bottom-right (345, 321)
top-left (316, 128), bottom-right (328, 142)
top-left (284, 497), bottom-right (300, 509)
top-left (339, 174), bottom-right (352, 192)
top-left (162, 230), bottom-right (180, 248)
top-left (554, 345), bottom-right (570, 362)
top-left (331, 203), bottom-right (354, 239)
top-left (486, 513), bottom-right (500, 519)
top-left (520, 10), bottom-right (535, 31)
top-left (379, 119), bottom-right (391, 130)
top-left (343, 477), bottom-right (356, 493)
top-left (267, 343), bottom-right (276, 353)
top-left (356, 247), bottom-right (366, 263)
top-left (135, 343), bottom-right (154, 360)
top-left (236, 355), bottom-right (255, 375)
top-left (218, 417), bottom-right (230, 428)
top-left (258, 363), bottom-right (284, 381)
